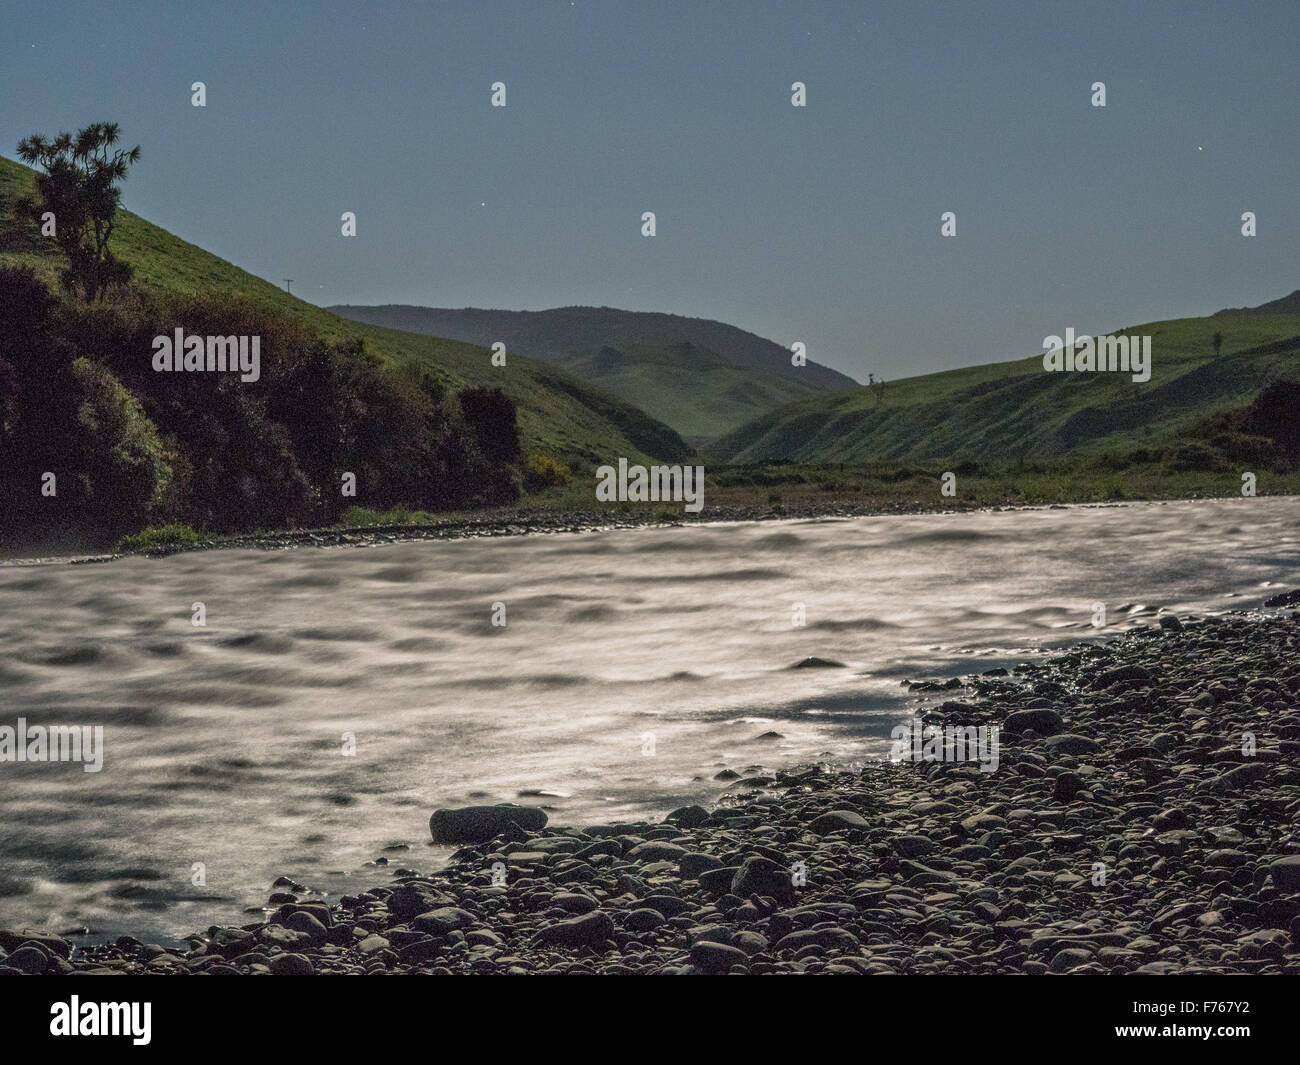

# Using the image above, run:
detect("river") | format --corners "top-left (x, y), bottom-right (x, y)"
top-left (0, 497), bottom-right (1296, 943)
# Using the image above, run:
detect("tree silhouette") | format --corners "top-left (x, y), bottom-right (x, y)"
top-left (1212, 331), bottom-right (1223, 358)
top-left (16, 122), bottom-right (140, 301)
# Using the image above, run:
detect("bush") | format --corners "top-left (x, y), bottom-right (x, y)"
top-left (459, 387), bottom-right (522, 464)
top-left (1244, 380), bottom-right (1300, 458)
top-left (116, 523), bottom-right (200, 553)
top-left (522, 452), bottom-right (570, 492)
top-left (0, 271), bottom-right (529, 547)
top-left (342, 506), bottom-right (383, 527)
top-left (68, 357), bottom-right (174, 536)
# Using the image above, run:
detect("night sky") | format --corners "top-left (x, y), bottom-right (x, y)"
top-left (4, 0), bottom-right (1297, 381)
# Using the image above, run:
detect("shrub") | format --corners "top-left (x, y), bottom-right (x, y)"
top-left (522, 452), bottom-right (570, 492)
top-left (0, 271), bottom-right (528, 547)
top-left (342, 506), bottom-right (384, 527)
top-left (116, 523), bottom-right (200, 553)
top-left (1244, 380), bottom-right (1300, 458)
top-left (459, 386), bottom-right (521, 464)
top-left (68, 357), bottom-right (173, 535)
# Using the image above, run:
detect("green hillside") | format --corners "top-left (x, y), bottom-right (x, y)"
top-left (0, 155), bottom-right (689, 470)
top-left (709, 308), bottom-right (1300, 464)
top-left (552, 340), bottom-right (826, 446)
top-left (329, 304), bottom-right (856, 446)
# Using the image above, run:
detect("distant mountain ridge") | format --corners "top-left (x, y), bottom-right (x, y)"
top-left (328, 304), bottom-right (857, 445)
top-left (1217, 288), bottom-right (1300, 316)
top-left (327, 305), bottom-right (856, 388)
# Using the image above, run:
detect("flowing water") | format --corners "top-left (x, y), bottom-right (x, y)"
top-left (1, 497), bottom-right (1297, 944)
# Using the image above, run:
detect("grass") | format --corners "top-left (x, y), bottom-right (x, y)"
top-left (0, 155), bottom-right (689, 472)
top-left (701, 457), bottom-right (1300, 511)
top-left (5, 150), bottom-right (1295, 535)
top-left (119, 461), bottom-right (1300, 545)
top-left (329, 305), bottom-right (854, 448)
top-left (341, 505), bottom-right (443, 527)
top-left (543, 340), bottom-right (823, 446)
top-left (115, 523), bottom-right (201, 553)
top-left (708, 311), bottom-right (1300, 465)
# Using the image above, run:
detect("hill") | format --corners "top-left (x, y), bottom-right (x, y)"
top-left (327, 304), bottom-right (857, 446)
top-left (0, 155), bottom-right (690, 470)
top-left (709, 300), bottom-right (1300, 464)
top-left (1218, 289), bottom-right (1300, 317)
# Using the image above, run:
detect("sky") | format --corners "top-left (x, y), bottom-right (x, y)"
top-left (3, 0), bottom-right (1298, 383)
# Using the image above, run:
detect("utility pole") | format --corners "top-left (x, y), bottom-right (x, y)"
top-left (283, 279), bottom-right (293, 294)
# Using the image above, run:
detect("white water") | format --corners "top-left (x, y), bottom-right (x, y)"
top-left (1, 497), bottom-right (1297, 943)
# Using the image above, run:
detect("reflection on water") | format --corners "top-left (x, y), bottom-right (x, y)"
top-left (0, 497), bottom-right (1297, 942)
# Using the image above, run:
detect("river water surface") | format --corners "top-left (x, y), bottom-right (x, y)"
top-left (1, 497), bottom-right (1297, 943)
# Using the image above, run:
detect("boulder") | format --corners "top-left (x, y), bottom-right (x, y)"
top-left (1091, 664), bottom-right (1151, 689)
top-left (624, 840), bottom-right (689, 862)
top-left (690, 941), bottom-right (750, 973)
top-left (533, 911), bottom-right (615, 949)
top-left (1271, 856), bottom-right (1300, 893)
top-left (807, 810), bottom-right (869, 835)
top-left (624, 908), bottom-right (667, 932)
top-left (429, 804), bottom-right (548, 844)
top-left (413, 907), bottom-right (476, 935)
top-left (680, 852), bottom-right (724, 879)
top-left (1003, 708), bottom-right (1064, 735)
top-left (731, 856), bottom-right (795, 906)
top-left (267, 952), bottom-right (315, 976)
top-left (6, 946), bottom-right (48, 975)
top-left (665, 805), bottom-right (710, 828)
top-left (1045, 733), bottom-right (1101, 756)
top-left (698, 866), bottom-right (742, 897)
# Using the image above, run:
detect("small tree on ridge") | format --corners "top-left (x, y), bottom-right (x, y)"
top-left (16, 122), bottom-right (140, 302)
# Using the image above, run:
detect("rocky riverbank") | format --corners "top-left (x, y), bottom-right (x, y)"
top-left (6, 496), bottom-right (1031, 565)
top-left (4, 606), bottom-right (1300, 975)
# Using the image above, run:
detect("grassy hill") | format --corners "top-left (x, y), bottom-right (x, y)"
top-left (328, 304), bottom-right (857, 446)
top-left (0, 155), bottom-right (690, 470)
top-left (552, 340), bottom-right (828, 446)
top-left (709, 306), bottom-right (1300, 464)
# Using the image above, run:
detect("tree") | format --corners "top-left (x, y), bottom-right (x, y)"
top-left (16, 122), bottom-right (140, 302)
top-left (459, 386), bottom-right (522, 464)
top-left (1213, 331), bottom-right (1223, 358)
